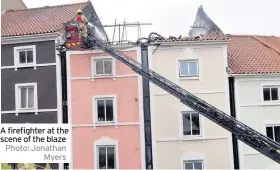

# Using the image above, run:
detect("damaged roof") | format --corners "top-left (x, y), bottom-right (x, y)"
top-left (1, 2), bottom-right (89, 37)
top-left (227, 35), bottom-right (280, 74)
top-left (150, 31), bottom-right (228, 43)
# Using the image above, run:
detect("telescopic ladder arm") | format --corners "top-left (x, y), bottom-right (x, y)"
top-left (89, 37), bottom-right (280, 164)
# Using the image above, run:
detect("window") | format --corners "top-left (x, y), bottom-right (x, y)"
top-left (183, 160), bottom-right (204, 170)
top-left (94, 58), bottom-right (113, 76)
top-left (266, 125), bottom-right (280, 143)
top-left (97, 146), bottom-right (116, 169)
top-left (179, 60), bottom-right (199, 77)
top-left (95, 97), bottom-right (115, 123)
top-left (94, 137), bottom-right (118, 169)
top-left (263, 86), bottom-right (279, 101)
top-left (182, 112), bottom-right (201, 136)
top-left (14, 45), bottom-right (36, 67)
top-left (15, 83), bottom-right (37, 111)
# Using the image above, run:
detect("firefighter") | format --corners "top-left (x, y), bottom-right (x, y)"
top-left (75, 9), bottom-right (88, 38)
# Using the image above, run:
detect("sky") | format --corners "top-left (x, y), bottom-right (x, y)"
top-left (22, 0), bottom-right (280, 41)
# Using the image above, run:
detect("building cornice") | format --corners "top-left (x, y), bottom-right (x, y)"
top-left (1, 32), bottom-right (62, 45)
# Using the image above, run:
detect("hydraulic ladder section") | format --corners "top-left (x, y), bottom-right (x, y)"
top-left (89, 37), bottom-right (280, 164)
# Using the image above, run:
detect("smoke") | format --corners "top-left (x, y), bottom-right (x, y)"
top-left (87, 22), bottom-right (108, 41)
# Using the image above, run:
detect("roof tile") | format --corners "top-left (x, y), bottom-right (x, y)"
top-left (227, 35), bottom-right (280, 74)
top-left (1, 2), bottom-right (89, 37)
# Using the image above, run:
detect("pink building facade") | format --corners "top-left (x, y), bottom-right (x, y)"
top-left (66, 47), bottom-right (145, 169)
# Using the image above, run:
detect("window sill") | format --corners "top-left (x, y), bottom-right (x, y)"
top-left (93, 122), bottom-right (117, 128)
top-left (261, 102), bottom-right (280, 106)
top-left (14, 109), bottom-right (38, 115)
top-left (181, 135), bottom-right (203, 140)
top-left (91, 122), bottom-right (140, 128)
top-left (179, 76), bottom-right (199, 80)
top-left (91, 75), bottom-right (116, 81)
top-left (15, 64), bottom-right (37, 70)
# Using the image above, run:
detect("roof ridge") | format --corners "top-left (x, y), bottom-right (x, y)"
top-left (252, 36), bottom-right (280, 56)
top-left (5, 1), bottom-right (89, 12)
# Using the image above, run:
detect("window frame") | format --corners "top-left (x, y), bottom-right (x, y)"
top-left (91, 56), bottom-right (116, 78)
top-left (265, 124), bottom-right (280, 143)
top-left (93, 95), bottom-right (117, 125)
top-left (96, 145), bottom-right (116, 169)
top-left (181, 111), bottom-right (202, 138)
top-left (94, 137), bottom-right (119, 169)
top-left (178, 59), bottom-right (199, 78)
top-left (183, 160), bottom-right (204, 170)
top-left (262, 86), bottom-right (280, 102)
top-left (15, 83), bottom-right (38, 112)
top-left (14, 45), bottom-right (36, 68)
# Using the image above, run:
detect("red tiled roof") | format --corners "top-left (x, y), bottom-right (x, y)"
top-left (227, 35), bottom-right (280, 74)
top-left (1, 2), bottom-right (89, 37)
top-left (151, 31), bottom-right (228, 42)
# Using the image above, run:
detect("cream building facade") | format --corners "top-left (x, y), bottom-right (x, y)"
top-left (147, 39), bottom-right (234, 169)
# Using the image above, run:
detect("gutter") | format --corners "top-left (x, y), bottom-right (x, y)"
top-left (1, 32), bottom-right (62, 44)
top-left (230, 73), bottom-right (280, 77)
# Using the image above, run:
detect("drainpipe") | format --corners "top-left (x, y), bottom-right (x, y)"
top-left (141, 44), bottom-right (154, 169)
top-left (57, 47), bottom-right (69, 170)
top-left (228, 76), bottom-right (240, 169)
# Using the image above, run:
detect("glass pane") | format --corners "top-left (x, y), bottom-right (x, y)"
top-left (266, 127), bottom-right (274, 140)
top-left (194, 162), bottom-right (202, 170)
top-left (271, 88), bottom-right (279, 100)
top-left (27, 87), bottom-right (34, 108)
top-left (183, 113), bottom-right (191, 135)
top-left (105, 100), bottom-right (114, 121)
top-left (97, 100), bottom-right (105, 121)
top-left (191, 113), bottom-right (200, 135)
top-left (104, 60), bottom-right (112, 74)
top-left (95, 61), bottom-right (103, 75)
top-left (189, 62), bottom-right (198, 76)
top-left (180, 62), bottom-right (189, 76)
top-left (263, 88), bottom-right (271, 101)
top-left (274, 126), bottom-right (280, 143)
top-left (20, 88), bottom-right (27, 108)
top-left (107, 147), bottom-right (115, 169)
top-left (19, 51), bottom-right (26, 63)
top-left (98, 147), bottom-right (106, 169)
top-left (27, 51), bottom-right (33, 63)
top-left (184, 162), bottom-right (193, 170)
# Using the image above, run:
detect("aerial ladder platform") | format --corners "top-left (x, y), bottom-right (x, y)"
top-left (62, 21), bottom-right (280, 164)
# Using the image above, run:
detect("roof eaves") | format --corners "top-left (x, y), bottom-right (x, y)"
top-left (231, 73), bottom-right (280, 77)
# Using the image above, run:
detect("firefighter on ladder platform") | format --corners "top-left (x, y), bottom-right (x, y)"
top-left (75, 9), bottom-right (88, 40)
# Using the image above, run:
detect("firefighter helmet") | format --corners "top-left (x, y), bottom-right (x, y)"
top-left (77, 9), bottom-right (82, 14)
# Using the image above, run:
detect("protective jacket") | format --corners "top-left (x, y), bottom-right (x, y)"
top-left (75, 15), bottom-right (87, 23)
